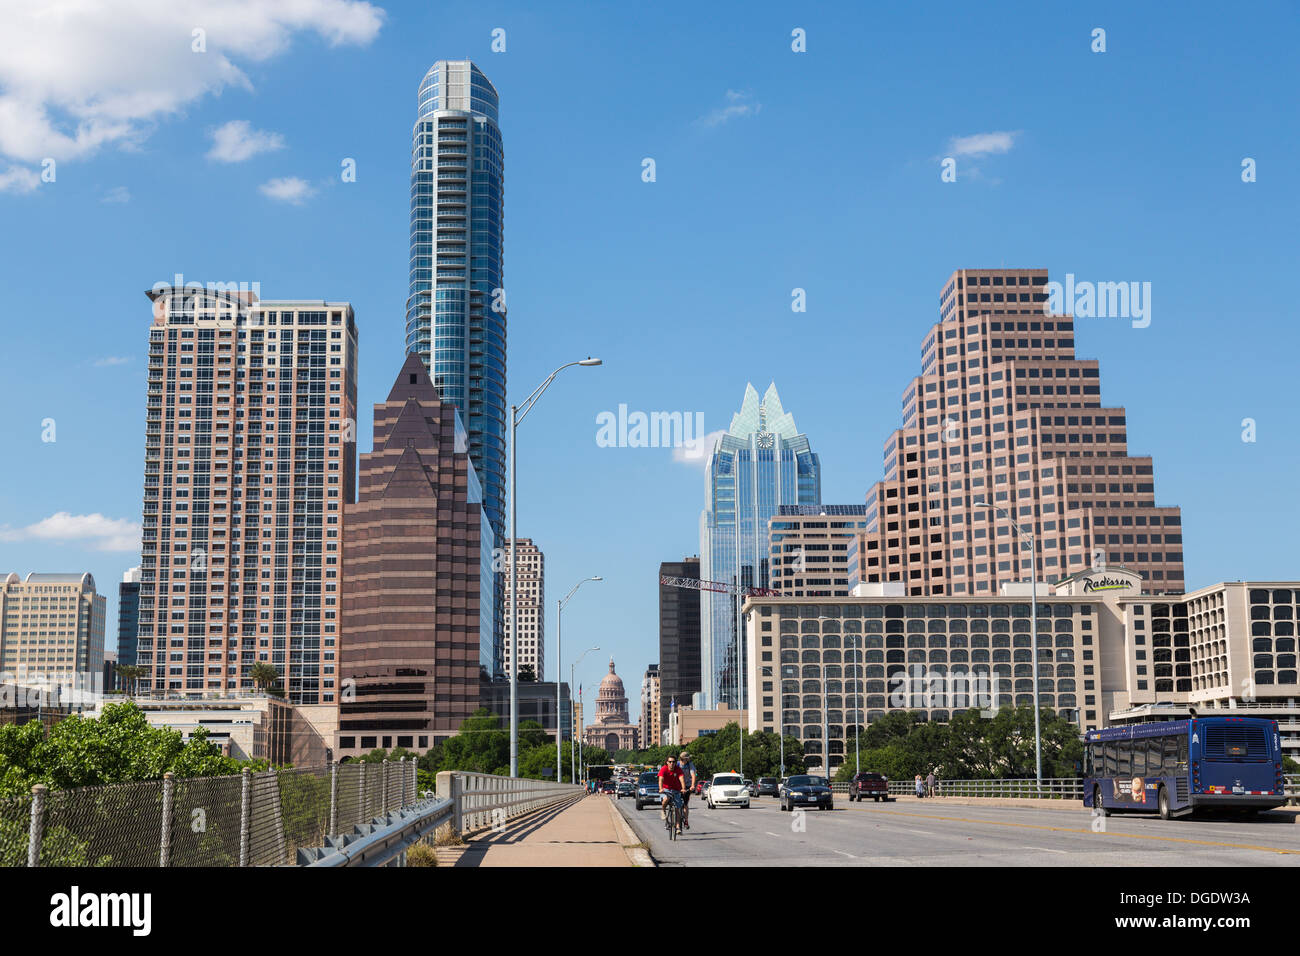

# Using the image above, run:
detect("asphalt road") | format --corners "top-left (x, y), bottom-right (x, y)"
top-left (613, 794), bottom-right (1300, 867)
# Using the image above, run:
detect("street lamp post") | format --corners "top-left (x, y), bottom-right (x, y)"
top-left (972, 495), bottom-right (1042, 791)
top-left (571, 645), bottom-right (600, 785)
top-left (558, 576), bottom-right (602, 781)
top-left (508, 358), bottom-right (602, 777)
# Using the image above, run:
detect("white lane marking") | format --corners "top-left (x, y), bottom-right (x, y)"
top-left (833, 849), bottom-right (857, 859)
top-left (901, 828), bottom-right (933, 836)
top-left (765, 832), bottom-right (781, 837)
top-left (1020, 845), bottom-right (1067, 854)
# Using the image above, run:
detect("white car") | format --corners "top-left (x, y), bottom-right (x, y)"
top-left (706, 773), bottom-right (750, 809)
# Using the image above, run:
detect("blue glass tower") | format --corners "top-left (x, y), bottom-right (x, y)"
top-left (407, 60), bottom-right (507, 674)
top-left (700, 383), bottom-right (821, 709)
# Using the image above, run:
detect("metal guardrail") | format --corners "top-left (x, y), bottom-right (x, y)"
top-left (830, 774), bottom-right (1300, 802)
top-left (300, 771), bottom-right (584, 867)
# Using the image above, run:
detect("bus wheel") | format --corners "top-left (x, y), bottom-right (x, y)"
top-left (1157, 786), bottom-right (1172, 821)
top-left (1094, 786), bottom-right (1109, 816)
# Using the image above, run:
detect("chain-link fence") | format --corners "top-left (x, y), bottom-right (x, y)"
top-left (1, 758), bottom-right (418, 867)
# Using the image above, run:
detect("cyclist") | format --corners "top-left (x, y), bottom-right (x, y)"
top-left (677, 750), bottom-right (698, 830)
top-left (658, 755), bottom-right (685, 835)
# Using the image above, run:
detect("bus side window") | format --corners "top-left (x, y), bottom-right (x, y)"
top-left (1116, 742), bottom-right (1131, 776)
top-left (1132, 740), bottom-right (1145, 776)
top-left (1148, 737), bottom-right (1162, 776)
top-left (1177, 734), bottom-right (1189, 770)
top-left (1104, 743), bottom-right (1117, 776)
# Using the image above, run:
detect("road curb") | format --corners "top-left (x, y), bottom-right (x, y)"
top-left (606, 796), bottom-right (656, 866)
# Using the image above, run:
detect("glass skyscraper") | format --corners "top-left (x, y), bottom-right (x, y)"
top-left (406, 61), bottom-right (506, 531)
top-left (700, 383), bottom-right (821, 709)
top-left (406, 59), bottom-right (507, 675)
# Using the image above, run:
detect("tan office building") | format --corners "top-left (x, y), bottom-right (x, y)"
top-left (852, 268), bottom-right (1184, 597)
top-left (0, 572), bottom-right (106, 682)
top-left (769, 506), bottom-right (871, 597)
top-left (135, 284), bottom-right (357, 705)
top-left (503, 538), bottom-right (544, 680)
top-left (640, 664), bottom-right (661, 749)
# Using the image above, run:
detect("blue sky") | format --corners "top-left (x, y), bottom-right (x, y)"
top-left (1, 1), bottom-right (1297, 724)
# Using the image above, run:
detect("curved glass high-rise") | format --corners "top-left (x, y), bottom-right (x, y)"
top-left (406, 59), bottom-right (507, 543)
top-left (699, 383), bottom-right (821, 709)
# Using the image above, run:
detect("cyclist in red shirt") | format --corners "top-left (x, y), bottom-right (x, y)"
top-left (658, 755), bottom-right (685, 833)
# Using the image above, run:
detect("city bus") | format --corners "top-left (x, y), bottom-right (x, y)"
top-left (1083, 716), bottom-right (1286, 820)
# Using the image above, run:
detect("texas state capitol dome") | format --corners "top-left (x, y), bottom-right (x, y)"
top-left (583, 658), bottom-right (640, 753)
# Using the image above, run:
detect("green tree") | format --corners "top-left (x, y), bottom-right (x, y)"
top-left (116, 665), bottom-right (147, 699)
top-left (437, 708), bottom-right (510, 775)
top-left (0, 701), bottom-right (244, 798)
top-left (517, 664), bottom-right (537, 682)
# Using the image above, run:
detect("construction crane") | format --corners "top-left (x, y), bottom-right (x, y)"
top-left (659, 575), bottom-right (779, 598)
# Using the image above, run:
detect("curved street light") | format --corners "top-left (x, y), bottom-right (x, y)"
top-left (571, 645), bottom-right (600, 784)
top-left (557, 576), bottom-right (602, 780)
top-left (508, 358), bottom-right (602, 777)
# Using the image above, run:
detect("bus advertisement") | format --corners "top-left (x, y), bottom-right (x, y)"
top-left (1083, 716), bottom-right (1286, 819)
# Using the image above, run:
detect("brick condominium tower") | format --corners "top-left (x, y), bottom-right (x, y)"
top-left (337, 354), bottom-right (495, 756)
top-left (852, 268), bottom-right (1184, 596)
top-left (502, 538), bottom-right (544, 679)
top-left (137, 286), bottom-right (357, 703)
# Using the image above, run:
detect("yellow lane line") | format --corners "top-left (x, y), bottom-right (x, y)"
top-left (843, 804), bottom-right (1300, 855)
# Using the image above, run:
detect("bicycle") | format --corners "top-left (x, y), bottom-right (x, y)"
top-left (662, 792), bottom-right (683, 840)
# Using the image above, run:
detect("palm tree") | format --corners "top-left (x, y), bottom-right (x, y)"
top-left (249, 662), bottom-right (281, 696)
top-left (117, 665), bottom-right (146, 699)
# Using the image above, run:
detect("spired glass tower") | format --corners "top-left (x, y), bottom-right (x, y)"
top-left (406, 59), bottom-right (507, 675)
top-left (700, 383), bottom-right (821, 710)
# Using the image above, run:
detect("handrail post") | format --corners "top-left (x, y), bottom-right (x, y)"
top-left (27, 784), bottom-right (47, 867)
top-left (159, 772), bottom-right (175, 867)
top-left (239, 767), bottom-right (252, 867)
top-left (359, 761), bottom-right (368, 820)
top-left (382, 759), bottom-right (390, 814)
top-left (328, 762), bottom-right (339, 837)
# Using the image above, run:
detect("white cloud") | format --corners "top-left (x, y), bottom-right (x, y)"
top-left (100, 185), bottom-right (130, 203)
top-left (207, 119), bottom-right (285, 162)
top-left (0, 164), bottom-right (40, 193)
top-left (673, 429), bottom-right (725, 467)
top-left (259, 176), bottom-right (315, 203)
top-left (0, 512), bottom-right (141, 552)
top-left (697, 90), bottom-right (761, 128)
top-left (947, 131), bottom-right (1019, 158)
top-left (0, 1), bottom-right (384, 164)
top-left (93, 356), bottom-right (132, 366)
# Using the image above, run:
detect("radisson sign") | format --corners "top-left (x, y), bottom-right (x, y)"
top-left (1082, 574), bottom-right (1134, 593)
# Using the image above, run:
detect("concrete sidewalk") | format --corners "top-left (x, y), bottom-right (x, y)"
top-left (434, 794), bottom-right (644, 866)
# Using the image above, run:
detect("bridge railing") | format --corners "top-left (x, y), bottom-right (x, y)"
top-left (299, 771), bottom-right (584, 867)
top-left (436, 771), bottom-right (584, 835)
top-left (832, 774), bottom-right (1300, 803)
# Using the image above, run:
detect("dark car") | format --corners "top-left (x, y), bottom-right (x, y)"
top-left (779, 774), bottom-right (833, 811)
top-left (616, 780), bottom-right (635, 799)
top-left (634, 771), bottom-right (661, 811)
top-left (848, 771), bottom-right (889, 802)
top-left (599, 781), bottom-right (616, 794)
top-left (754, 777), bottom-right (780, 797)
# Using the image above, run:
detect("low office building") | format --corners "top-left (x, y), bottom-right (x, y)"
top-left (640, 664), bottom-right (661, 749)
top-left (744, 566), bottom-right (1300, 774)
top-left (768, 505), bottom-right (870, 598)
top-left (117, 567), bottom-right (141, 671)
top-left (85, 694), bottom-right (331, 765)
top-left (665, 703), bottom-right (748, 747)
top-left (480, 680), bottom-right (572, 740)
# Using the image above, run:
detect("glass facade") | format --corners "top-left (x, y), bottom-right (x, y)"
top-left (407, 60), bottom-right (505, 678)
top-left (406, 60), bottom-right (506, 541)
top-left (700, 384), bottom-right (820, 709)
